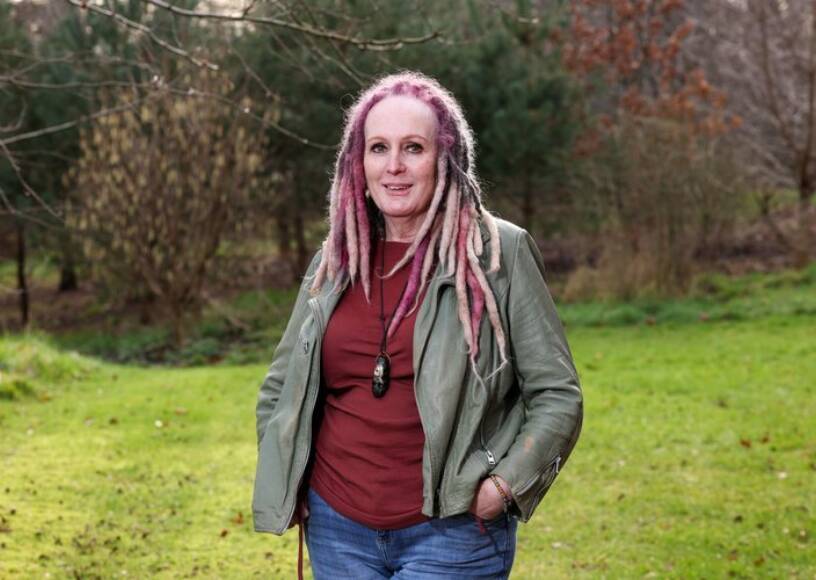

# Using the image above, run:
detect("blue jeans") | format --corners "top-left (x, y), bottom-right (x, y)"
top-left (304, 488), bottom-right (517, 579)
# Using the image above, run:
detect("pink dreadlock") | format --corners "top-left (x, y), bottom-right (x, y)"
top-left (310, 71), bottom-right (508, 377)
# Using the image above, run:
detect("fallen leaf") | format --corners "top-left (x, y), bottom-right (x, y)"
top-left (231, 512), bottom-right (244, 525)
top-left (174, 407), bottom-right (188, 416)
top-left (220, 529), bottom-right (228, 538)
top-left (739, 439), bottom-right (752, 448)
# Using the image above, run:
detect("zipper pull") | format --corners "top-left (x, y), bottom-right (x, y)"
top-left (485, 449), bottom-right (496, 468)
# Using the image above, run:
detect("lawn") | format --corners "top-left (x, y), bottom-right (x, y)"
top-left (1, 313), bottom-right (814, 578)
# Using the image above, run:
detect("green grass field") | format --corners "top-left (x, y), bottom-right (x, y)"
top-left (1, 306), bottom-right (814, 577)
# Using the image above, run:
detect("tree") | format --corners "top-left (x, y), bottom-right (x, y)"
top-left (566, 114), bottom-right (744, 299)
top-left (563, 0), bottom-right (735, 138)
top-left (0, 1), bottom-right (38, 327)
top-left (683, 0), bottom-right (816, 265)
top-left (67, 65), bottom-right (268, 345)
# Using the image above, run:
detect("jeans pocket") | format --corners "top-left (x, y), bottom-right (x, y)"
top-left (468, 510), bottom-right (508, 530)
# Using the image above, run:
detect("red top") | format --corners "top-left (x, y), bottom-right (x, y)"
top-left (309, 239), bottom-right (429, 529)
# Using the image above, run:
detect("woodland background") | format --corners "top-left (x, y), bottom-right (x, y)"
top-left (0, 1), bottom-right (814, 578)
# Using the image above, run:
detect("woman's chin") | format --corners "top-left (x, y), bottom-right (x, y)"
top-left (380, 205), bottom-right (422, 220)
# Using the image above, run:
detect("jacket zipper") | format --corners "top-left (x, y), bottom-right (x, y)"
top-left (279, 299), bottom-right (325, 533)
top-left (515, 453), bottom-right (562, 497)
top-left (479, 421), bottom-right (496, 468)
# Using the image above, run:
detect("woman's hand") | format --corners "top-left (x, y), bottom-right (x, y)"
top-left (469, 475), bottom-right (512, 521)
top-left (287, 497), bottom-right (310, 528)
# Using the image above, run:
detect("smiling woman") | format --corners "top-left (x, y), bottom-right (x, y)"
top-left (253, 71), bottom-right (583, 580)
top-left (363, 96), bottom-right (440, 242)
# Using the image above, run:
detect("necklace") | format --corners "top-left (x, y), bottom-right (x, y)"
top-left (372, 237), bottom-right (410, 398)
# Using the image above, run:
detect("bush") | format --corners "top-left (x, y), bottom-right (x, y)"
top-left (66, 65), bottom-right (270, 347)
top-left (570, 115), bottom-right (746, 299)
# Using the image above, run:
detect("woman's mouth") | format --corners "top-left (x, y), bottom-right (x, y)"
top-left (383, 184), bottom-right (412, 194)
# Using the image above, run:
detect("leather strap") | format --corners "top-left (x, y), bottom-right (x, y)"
top-left (297, 521), bottom-right (304, 580)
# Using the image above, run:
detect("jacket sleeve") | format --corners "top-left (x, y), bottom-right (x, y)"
top-left (255, 251), bottom-right (322, 447)
top-left (490, 230), bottom-right (583, 522)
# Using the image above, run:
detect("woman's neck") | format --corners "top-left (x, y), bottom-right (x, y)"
top-left (382, 213), bottom-right (426, 242)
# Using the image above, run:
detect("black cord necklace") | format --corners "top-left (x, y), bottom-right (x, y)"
top-left (372, 236), bottom-right (411, 398)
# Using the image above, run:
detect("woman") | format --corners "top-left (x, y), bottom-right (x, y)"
top-left (253, 71), bottom-right (583, 579)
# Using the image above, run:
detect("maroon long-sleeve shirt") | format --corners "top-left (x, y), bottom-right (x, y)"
top-left (309, 239), bottom-right (430, 529)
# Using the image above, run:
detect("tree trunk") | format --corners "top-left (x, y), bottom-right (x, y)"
top-left (276, 207), bottom-right (291, 265)
top-left (294, 204), bottom-right (308, 278)
top-left (15, 219), bottom-right (29, 329)
top-left (291, 168), bottom-right (309, 278)
top-left (521, 172), bottom-right (535, 234)
top-left (58, 230), bottom-right (79, 292)
top-left (170, 305), bottom-right (187, 350)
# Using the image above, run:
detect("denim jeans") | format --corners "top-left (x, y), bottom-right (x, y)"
top-left (304, 487), bottom-right (517, 579)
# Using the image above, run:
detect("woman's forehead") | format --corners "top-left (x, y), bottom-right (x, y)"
top-left (364, 95), bottom-right (438, 140)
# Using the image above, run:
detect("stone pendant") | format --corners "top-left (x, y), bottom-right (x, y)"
top-left (372, 353), bottom-right (390, 398)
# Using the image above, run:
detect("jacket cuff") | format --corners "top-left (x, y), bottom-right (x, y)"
top-left (492, 452), bottom-right (562, 522)
top-left (491, 402), bottom-right (584, 522)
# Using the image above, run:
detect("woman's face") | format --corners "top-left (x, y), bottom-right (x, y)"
top-left (363, 95), bottom-right (439, 234)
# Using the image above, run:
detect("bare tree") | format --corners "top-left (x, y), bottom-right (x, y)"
top-left (685, 0), bottom-right (816, 263)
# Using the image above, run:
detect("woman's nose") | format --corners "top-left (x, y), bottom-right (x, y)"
top-left (386, 152), bottom-right (405, 174)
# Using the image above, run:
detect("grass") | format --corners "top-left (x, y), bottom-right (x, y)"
top-left (2, 302), bottom-right (815, 578)
top-left (559, 263), bottom-right (816, 328)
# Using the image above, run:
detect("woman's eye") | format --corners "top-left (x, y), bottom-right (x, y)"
top-left (370, 143), bottom-right (386, 153)
top-left (405, 143), bottom-right (423, 153)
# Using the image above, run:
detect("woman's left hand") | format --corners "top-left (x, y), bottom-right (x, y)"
top-left (469, 475), bottom-right (512, 521)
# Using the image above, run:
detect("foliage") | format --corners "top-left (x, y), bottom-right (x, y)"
top-left (66, 66), bottom-right (270, 346)
top-left (51, 287), bottom-right (298, 366)
top-left (563, 0), bottom-right (738, 137)
top-left (565, 115), bottom-right (745, 299)
top-left (0, 3), bottom-right (34, 212)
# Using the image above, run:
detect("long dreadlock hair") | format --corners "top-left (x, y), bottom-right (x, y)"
top-left (310, 71), bottom-right (508, 378)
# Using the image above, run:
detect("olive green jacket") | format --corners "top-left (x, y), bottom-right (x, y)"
top-left (253, 217), bottom-right (583, 534)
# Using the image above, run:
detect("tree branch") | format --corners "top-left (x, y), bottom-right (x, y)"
top-left (138, 0), bottom-right (440, 51)
top-left (64, 0), bottom-right (220, 70)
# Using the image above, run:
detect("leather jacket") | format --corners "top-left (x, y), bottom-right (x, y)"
top-left (253, 217), bottom-right (583, 534)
